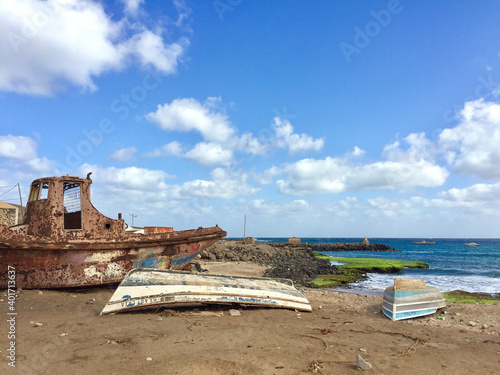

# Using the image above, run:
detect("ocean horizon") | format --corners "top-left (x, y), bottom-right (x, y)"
top-left (228, 237), bottom-right (500, 294)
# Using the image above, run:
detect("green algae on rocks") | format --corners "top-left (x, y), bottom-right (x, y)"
top-left (443, 291), bottom-right (500, 305)
top-left (311, 253), bottom-right (429, 288)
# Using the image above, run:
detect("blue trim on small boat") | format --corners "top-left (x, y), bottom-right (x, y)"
top-left (383, 307), bottom-right (436, 320)
top-left (384, 289), bottom-right (431, 298)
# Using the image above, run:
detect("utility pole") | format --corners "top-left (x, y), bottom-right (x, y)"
top-left (17, 183), bottom-right (22, 207)
top-left (243, 214), bottom-right (246, 241)
top-left (129, 213), bottom-right (137, 226)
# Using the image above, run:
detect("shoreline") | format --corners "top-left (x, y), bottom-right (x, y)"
top-left (1, 241), bottom-right (497, 373)
top-left (1, 260), bottom-right (499, 374)
top-left (203, 240), bottom-right (499, 295)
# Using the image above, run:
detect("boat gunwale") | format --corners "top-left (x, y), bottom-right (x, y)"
top-left (0, 228), bottom-right (226, 251)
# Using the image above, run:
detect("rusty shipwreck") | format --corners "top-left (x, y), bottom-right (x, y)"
top-left (0, 173), bottom-right (226, 289)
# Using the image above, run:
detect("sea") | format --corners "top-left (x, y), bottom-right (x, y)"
top-left (242, 238), bottom-right (500, 295)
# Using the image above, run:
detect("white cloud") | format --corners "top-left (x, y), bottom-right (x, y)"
top-left (126, 30), bottom-right (188, 73)
top-left (384, 132), bottom-right (436, 162)
top-left (228, 132), bottom-right (268, 156)
top-left (0, 135), bottom-right (38, 160)
top-left (0, 135), bottom-right (58, 177)
top-left (438, 182), bottom-right (500, 202)
top-left (26, 157), bottom-right (56, 174)
top-left (179, 168), bottom-right (259, 199)
top-left (145, 97), bottom-right (266, 166)
top-left (276, 145), bottom-right (448, 195)
top-left (276, 157), bottom-right (347, 195)
top-left (349, 160), bottom-right (448, 191)
top-left (78, 164), bottom-right (257, 202)
top-left (0, 0), bottom-right (188, 95)
top-left (145, 98), bottom-right (327, 167)
top-left (146, 97), bottom-right (236, 142)
top-left (439, 99), bottom-right (500, 179)
top-left (173, 0), bottom-right (192, 27)
top-left (272, 117), bottom-right (324, 154)
top-left (184, 142), bottom-right (234, 167)
top-left (365, 181), bottom-right (500, 222)
top-left (351, 146), bottom-right (365, 157)
top-left (121, 0), bottom-right (144, 17)
top-left (249, 199), bottom-right (310, 216)
top-left (142, 141), bottom-right (183, 157)
top-left (109, 147), bottom-right (137, 162)
top-left (253, 166), bottom-right (282, 185)
top-left (78, 164), bottom-right (175, 191)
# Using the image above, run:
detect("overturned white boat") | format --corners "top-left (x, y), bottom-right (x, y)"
top-left (100, 268), bottom-right (312, 315)
top-left (382, 278), bottom-right (445, 321)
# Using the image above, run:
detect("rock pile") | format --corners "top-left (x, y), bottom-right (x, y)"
top-left (288, 242), bottom-right (400, 252)
top-left (199, 241), bottom-right (338, 285)
top-left (261, 246), bottom-right (337, 285)
top-left (198, 240), bottom-right (399, 285)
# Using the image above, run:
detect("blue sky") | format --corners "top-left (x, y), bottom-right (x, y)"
top-left (2, 0), bottom-right (500, 238)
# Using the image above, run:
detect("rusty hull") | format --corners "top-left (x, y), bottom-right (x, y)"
top-left (0, 226), bottom-right (226, 289)
top-left (0, 174), bottom-right (226, 289)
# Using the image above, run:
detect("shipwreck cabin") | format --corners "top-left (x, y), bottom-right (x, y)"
top-left (16, 174), bottom-right (125, 239)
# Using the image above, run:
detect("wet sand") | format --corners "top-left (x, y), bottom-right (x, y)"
top-left (1, 261), bottom-right (499, 374)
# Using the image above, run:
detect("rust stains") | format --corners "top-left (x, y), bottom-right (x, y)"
top-left (0, 174), bottom-right (226, 289)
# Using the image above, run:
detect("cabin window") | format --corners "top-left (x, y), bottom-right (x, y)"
top-left (28, 181), bottom-right (49, 201)
top-left (28, 183), bottom-right (40, 202)
top-left (63, 182), bottom-right (82, 230)
top-left (40, 182), bottom-right (49, 199)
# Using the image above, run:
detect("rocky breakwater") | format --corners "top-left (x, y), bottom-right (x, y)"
top-left (302, 242), bottom-right (401, 252)
top-left (199, 241), bottom-right (338, 286)
top-left (198, 240), bottom-right (402, 286)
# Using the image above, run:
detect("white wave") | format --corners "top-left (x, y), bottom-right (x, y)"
top-left (350, 273), bottom-right (499, 294)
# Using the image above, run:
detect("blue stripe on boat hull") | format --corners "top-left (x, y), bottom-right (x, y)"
top-left (383, 307), bottom-right (437, 320)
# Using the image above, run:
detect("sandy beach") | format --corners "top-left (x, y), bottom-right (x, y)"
top-left (1, 257), bottom-right (499, 375)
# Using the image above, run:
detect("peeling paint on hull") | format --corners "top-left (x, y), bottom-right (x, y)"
top-left (0, 174), bottom-right (227, 289)
top-left (100, 269), bottom-right (312, 315)
top-left (0, 228), bottom-right (226, 289)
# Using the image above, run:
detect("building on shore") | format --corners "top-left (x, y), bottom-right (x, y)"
top-left (0, 200), bottom-right (23, 226)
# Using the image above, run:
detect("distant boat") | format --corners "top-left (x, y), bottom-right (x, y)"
top-left (382, 278), bottom-right (445, 321)
top-left (412, 240), bottom-right (436, 245)
top-left (464, 242), bottom-right (480, 247)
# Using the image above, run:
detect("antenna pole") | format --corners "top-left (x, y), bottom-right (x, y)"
top-left (129, 213), bottom-right (137, 226)
top-left (243, 214), bottom-right (246, 241)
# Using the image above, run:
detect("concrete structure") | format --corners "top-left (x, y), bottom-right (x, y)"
top-left (288, 237), bottom-right (301, 244)
top-left (243, 236), bottom-right (255, 244)
top-left (0, 200), bottom-right (19, 226)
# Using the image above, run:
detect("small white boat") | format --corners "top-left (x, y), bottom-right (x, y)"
top-left (100, 268), bottom-right (312, 315)
top-left (464, 242), bottom-right (480, 247)
top-left (412, 240), bottom-right (436, 245)
top-left (382, 278), bottom-right (445, 321)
